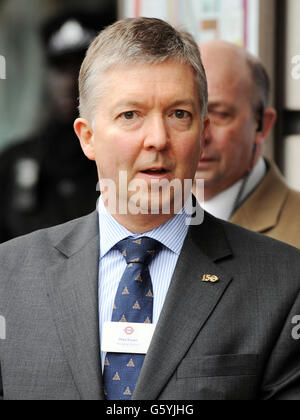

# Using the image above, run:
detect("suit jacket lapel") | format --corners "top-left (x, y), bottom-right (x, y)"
top-left (45, 212), bottom-right (105, 400)
top-left (44, 207), bottom-right (234, 401)
top-left (133, 212), bottom-right (233, 400)
top-left (231, 162), bottom-right (288, 233)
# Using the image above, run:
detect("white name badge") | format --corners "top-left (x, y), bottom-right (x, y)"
top-left (102, 322), bottom-right (156, 354)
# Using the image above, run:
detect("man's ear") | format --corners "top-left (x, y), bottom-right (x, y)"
top-left (74, 118), bottom-right (95, 161)
top-left (260, 107), bottom-right (277, 139)
top-left (255, 107), bottom-right (277, 142)
top-left (254, 107), bottom-right (277, 159)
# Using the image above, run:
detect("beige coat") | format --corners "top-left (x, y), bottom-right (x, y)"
top-left (231, 161), bottom-right (300, 249)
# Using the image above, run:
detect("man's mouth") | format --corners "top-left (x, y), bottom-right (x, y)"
top-left (140, 168), bottom-right (169, 175)
top-left (200, 156), bottom-right (216, 162)
top-left (198, 157), bottom-right (218, 166)
top-left (137, 167), bottom-right (171, 179)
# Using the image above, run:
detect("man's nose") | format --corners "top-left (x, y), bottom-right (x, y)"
top-left (203, 120), bottom-right (213, 144)
top-left (143, 115), bottom-right (169, 151)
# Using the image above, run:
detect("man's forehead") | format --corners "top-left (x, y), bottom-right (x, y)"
top-left (208, 88), bottom-right (252, 111)
top-left (201, 52), bottom-right (252, 99)
top-left (208, 98), bottom-right (236, 109)
top-left (101, 61), bottom-right (199, 102)
top-left (206, 66), bottom-right (252, 101)
top-left (103, 60), bottom-right (195, 79)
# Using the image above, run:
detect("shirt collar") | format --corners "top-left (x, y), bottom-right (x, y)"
top-left (97, 195), bottom-right (190, 259)
top-left (201, 157), bottom-right (267, 221)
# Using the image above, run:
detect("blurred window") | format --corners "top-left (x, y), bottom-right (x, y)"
top-left (122, 0), bottom-right (259, 53)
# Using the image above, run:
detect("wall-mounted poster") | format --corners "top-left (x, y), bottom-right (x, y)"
top-left (121, 0), bottom-right (258, 55)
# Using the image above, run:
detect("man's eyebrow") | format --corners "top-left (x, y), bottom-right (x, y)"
top-left (168, 99), bottom-right (199, 112)
top-left (112, 100), bottom-right (145, 110)
top-left (111, 99), bottom-right (199, 112)
top-left (208, 101), bottom-right (234, 111)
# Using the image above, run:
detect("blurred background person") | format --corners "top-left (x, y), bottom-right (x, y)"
top-left (0, 11), bottom-right (115, 243)
top-left (194, 40), bottom-right (300, 248)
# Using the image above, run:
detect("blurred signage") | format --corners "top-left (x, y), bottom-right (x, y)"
top-left (123, 0), bottom-right (249, 46)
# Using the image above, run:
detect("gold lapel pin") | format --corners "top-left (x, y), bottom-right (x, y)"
top-left (202, 274), bottom-right (220, 283)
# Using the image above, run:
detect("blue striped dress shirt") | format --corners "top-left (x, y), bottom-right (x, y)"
top-left (97, 196), bottom-right (190, 371)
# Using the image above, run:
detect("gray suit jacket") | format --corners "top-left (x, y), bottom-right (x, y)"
top-left (0, 210), bottom-right (300, 400)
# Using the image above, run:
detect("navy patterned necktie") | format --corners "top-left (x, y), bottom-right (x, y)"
top-left (103, 236), bottom-right (163, 400)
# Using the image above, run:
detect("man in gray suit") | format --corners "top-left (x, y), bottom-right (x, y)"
top-left (0, 18), bottom-right (300, 401)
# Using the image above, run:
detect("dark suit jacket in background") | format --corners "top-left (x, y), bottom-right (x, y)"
top-left (0, 210), bottom-right (300, 400)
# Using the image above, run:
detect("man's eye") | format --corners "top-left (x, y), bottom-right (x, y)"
top-left (174, 110), bottom-right (190, 119)
top-left (209, 111), bottom-right (229, 119)
top-left (122, 111), bottom-right (136, 120)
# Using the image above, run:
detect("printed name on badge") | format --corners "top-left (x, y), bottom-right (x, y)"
top-left (102, 322), bottom-right (156, 354)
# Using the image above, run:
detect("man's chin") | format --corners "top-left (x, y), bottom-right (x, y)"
top-left (127, 191), bottom-right (179, 216)
top-left (195, 169), bottom-right (211, 181)
top-left (194, 171), bottom-right (219, 191)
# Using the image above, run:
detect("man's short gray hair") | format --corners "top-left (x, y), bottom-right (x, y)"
top-left (246, 55), bottom-right (271, 114)
top-left (79, 17), bottom-right (208, 121)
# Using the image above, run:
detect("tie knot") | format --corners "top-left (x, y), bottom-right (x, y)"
top-left (116, 237), bottom-right (163, 266)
